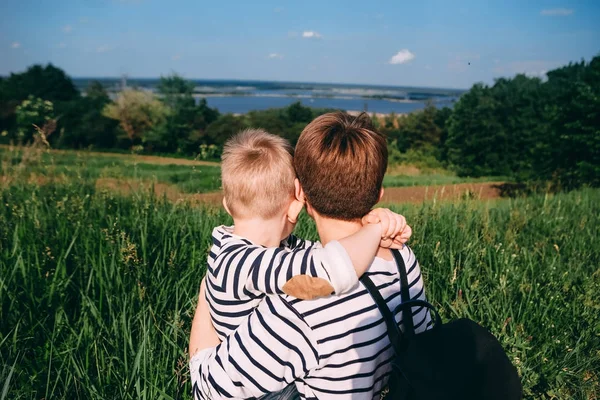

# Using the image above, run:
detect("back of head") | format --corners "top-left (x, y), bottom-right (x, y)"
top-left (221, 129), bottom-right (295, 220)
top-left (294, 112), bottom-right (387, 221)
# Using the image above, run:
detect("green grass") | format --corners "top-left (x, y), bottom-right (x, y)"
top-left (383, 173), bottom-right (503, 187)
top-left (1, 147), bottom-right (502, 196)
top-left (0, 148), bottom-right (222, 194)
top-left (0, 180), bottom-right (598, 399)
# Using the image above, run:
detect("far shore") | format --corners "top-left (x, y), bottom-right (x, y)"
top-left (231, 110), bottom-right (404, 118)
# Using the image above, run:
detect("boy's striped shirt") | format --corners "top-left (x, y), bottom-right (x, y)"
top-left (192, 245), bottom-right (431, 399)
top-left (205, 226), bottom-right (356, 341)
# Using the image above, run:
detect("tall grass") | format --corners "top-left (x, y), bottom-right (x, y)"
top-left (0, 182), bottom-right (598, 399)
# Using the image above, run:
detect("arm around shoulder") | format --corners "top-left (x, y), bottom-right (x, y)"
top-left (191, 295), bottom-right (319, 399)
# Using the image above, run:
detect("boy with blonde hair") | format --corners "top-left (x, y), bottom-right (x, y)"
top-left (190, 128), bottom-right (411, 355)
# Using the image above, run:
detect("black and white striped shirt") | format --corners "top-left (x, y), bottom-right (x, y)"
top-left (191, 245), bottom-right (431, 399)
top-left (205, 226), bottom-right (357, 341)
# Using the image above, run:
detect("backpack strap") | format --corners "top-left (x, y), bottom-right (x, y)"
top-left (359, 274), bottom-right (404, 356)
top-left (391, 249), bottom-right (415, 338)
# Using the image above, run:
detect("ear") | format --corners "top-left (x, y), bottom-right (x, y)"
top-left (287, 198), bottom-right (304, 224)
top-left (222, 197), bottom-right (233, 216)
top-left (294, 178), bottom-right (304, 201)
top-left (378, 187), bottom-right (385, 203)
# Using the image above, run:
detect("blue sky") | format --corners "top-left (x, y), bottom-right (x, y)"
top-left (1, 0), bottom-right (599, 88)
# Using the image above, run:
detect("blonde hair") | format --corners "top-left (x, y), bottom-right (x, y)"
top-left (221, 129), bottom-right (296, 219)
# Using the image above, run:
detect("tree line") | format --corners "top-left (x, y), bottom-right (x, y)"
top-left (0, 56), bottom-right (598, 189)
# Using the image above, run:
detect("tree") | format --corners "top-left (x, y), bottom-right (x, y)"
top-left (203, 114), bottom-right (247, 148)
top-left (446, 75), bottom-right (545, 177)
top-left (103, 89), bottom-right (169, 147)
top-left (57, 81), bottom-right (118, 149)
top-left (151, 75), bottom-right (220, 154)
top-left (15, 96), bottom-right (55, 143)
top-left (536, 56), bottom-right (600, 188)
top-left (0, 64), bottom-right (79, 135)
top-left (286, 101), bottom-right (313, 124)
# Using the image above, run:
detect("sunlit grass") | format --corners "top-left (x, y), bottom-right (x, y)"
top-left (0, 178), bottom-right (598, 399)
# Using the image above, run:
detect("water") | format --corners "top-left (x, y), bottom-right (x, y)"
top-left (74, 78), bottom-right (464, 114)
top-left (201, 95), bottom-right (456, 114)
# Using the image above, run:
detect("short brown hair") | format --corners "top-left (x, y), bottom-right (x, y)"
top-left (221, 129), bottom-right (295, 219)
top-left (294, 112), bottom-right (387, 221)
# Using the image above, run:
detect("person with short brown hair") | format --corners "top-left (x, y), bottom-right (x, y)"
top-left (191, 113), bottom-right (431, 399)
top-left (294, 112), bottom-right (388, 220)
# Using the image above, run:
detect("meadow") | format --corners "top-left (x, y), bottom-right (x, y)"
top-left (0, 146), bottom-right (496, 194)
top-left (0, 148), bottom-right (599, 399)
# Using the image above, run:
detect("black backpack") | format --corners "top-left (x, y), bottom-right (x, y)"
top-left (359, 249), bottom-right (522, 400)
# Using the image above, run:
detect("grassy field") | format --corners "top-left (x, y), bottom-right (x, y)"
top-left (0, 176), bottom-right (598, 399)
top-left (0, 146), bottom-right (500, 193)
top-left (0, 147), bottom-right (599, 399)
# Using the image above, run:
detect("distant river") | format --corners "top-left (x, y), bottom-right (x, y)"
top-left (200, 95), bottom-right (457, 114)
top-left (74, 78), bottom-right (464, 114)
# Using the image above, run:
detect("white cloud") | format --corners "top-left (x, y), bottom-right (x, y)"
top-left (541, 8), bottom-right (574, 16)
top-left (11, 42), bottom-right (21, 49)
top-left (96, 45), bottom-right (113, 53)
top-left (389, 49), bottom-right (415, 64)
top-left (302, 31), bottom-right (322, 39)
top-left (172, 54), bottom-right (181, 61)
top-left (268, 53), bottom-right (284, 59)
top-left (62, 25), bottom-right (73, 33)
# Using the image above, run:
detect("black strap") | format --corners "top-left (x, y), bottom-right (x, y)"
top-left (391, 249), bottom-right (415, 338)
top-left (360, 248), bottom-right (444, 355)
top-left (359, 274), bottom-right (404, 356)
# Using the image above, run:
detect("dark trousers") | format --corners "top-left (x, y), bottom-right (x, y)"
top-left (260, 384), bottom-right (300, 400)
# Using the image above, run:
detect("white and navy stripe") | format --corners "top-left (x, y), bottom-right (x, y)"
top-left (191, 245), bottom-right (431, 399)
top-left (205, 226), bottom-right (354, 341)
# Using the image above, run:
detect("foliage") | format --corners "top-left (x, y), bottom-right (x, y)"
top-left (0, 180), bottom-right (598, 399)
top-left (446, 55), bottom-right (599, 188)
top-left (15, 96), bottom-right (55, 143)
top-left (103, 89), bottom-right (170, 146)
top-left (0, 64), bottom-right (79, 136)
top-left (148, 75), bottom-right (221, 155)
top-left (203, 113), bottom-right (248, 149)
top-left (57, 81), bottom-right (119, 149)
top-left (534, 57), bottom-right (600, 189)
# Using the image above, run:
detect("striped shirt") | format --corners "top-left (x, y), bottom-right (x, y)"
top-left (206, 226), bottom-right (357, 341)
top-left (191, 245), bottom-right (431, 399)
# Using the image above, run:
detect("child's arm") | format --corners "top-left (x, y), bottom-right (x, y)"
top-left (281, 209), bottom-right (411, 299)
top-left (189, 278), bottom-right (220, 359)
top-left (218, 209), bottom-right (409, 300)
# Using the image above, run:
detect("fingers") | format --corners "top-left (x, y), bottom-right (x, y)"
top-left (361, 212), bottom-right (381, 225)
top-left (380, 237), bottom-right (394, 248)
top-left (390, 214), bottom-right (406, 239)
top-left (383, 209), bottom-right (397, 240)
top-left (398, 224), bottom-right (412, 243)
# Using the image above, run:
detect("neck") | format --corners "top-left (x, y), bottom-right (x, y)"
top-left (313, 214), bottom-right (363, 245)
top-left (233, 217), bottom-right (285, 247)
top-left (313, 212), bottom-right (393, 261)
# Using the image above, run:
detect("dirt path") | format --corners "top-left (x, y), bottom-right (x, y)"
top-left (96, 178), bottom-right (504, 206)
top-left (0, 144), bottom-right (220, 167)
